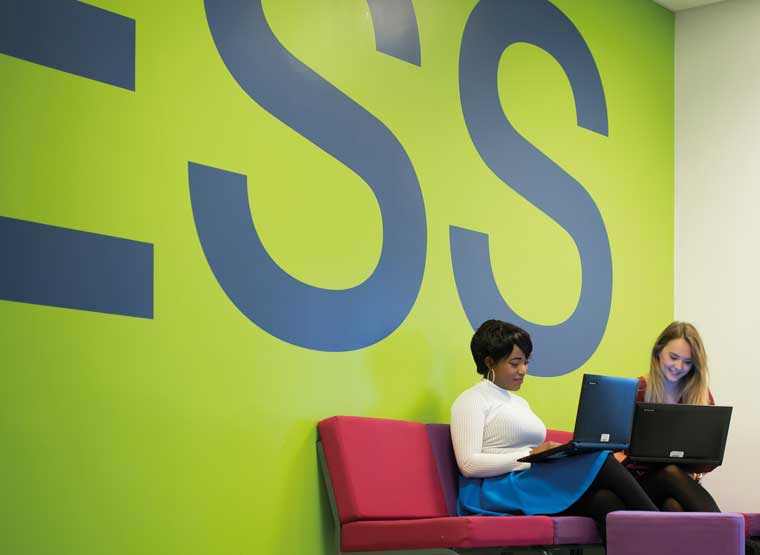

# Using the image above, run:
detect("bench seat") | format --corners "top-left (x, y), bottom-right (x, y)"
top-left (318, 415), bottom-right (758, 554)
top-left (318, 415), bottom-right (595, 553)
top-left (341, 515), bottom-right (553, 551)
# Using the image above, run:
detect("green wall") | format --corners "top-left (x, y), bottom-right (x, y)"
top-left (1, 1), bottom-right (673, 553)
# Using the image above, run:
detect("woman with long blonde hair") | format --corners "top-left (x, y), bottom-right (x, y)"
top-left (642, 321), bottom-right (712, 406)
top-left (622, 321), bottom-right (720, 513)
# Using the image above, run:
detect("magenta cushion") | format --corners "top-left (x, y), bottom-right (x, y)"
top-left (318, 416), bottom-right (448, 523)
top-left (341, 515), bottom-right (554, 551)
top-left (545, 429), bottom-right (573, 444)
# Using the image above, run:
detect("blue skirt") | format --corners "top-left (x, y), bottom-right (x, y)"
top-left (457, 451), bottom-right (611, 516)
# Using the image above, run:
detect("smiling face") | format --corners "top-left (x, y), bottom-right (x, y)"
top-left (646, 321), bottom-right (711, 405)
top-left (487, 345), bottom-right (529, 391)
top-left (657, 337), bottom-right (693, 384)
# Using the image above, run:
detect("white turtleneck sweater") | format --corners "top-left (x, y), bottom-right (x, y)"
top-left (451, 379), bottom-right (546, 478)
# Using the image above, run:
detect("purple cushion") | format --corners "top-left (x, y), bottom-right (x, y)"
top-left (552, 516), bottom-right (601, 544)
top-left (425, 423), bottom-right (459, 516)
top-left (607, 511), bottom-right (745, 555)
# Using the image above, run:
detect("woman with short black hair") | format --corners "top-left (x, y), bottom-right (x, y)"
top-left (451, 319), bottom-right (657, 541)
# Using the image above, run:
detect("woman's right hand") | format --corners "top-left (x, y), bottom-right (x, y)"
top-left (529, 441), bottom-right (562, 455)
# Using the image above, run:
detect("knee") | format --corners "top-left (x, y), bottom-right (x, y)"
top-left (661, 464), bottom-right (685, 480)
top-left (661, 497), bottom-right (684, 512)
top-left (595, 489), bottom-right (626, 513)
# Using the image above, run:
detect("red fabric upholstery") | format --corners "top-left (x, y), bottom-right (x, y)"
top-left (341, 516), bottom-right (554, 551)
top-left (318, 416), bottom-right (448, 523)
top-left (744, 513), bottom-right (760, 537)
top-left (545, 429), bottom-right (573, 444)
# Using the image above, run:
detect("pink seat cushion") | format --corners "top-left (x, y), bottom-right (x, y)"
top-left (318, 416), bottom-right (448, 523)
top-left (545, 429), bottom-right (573, 444)
top-left (341, 516), bottom-right (554, 551)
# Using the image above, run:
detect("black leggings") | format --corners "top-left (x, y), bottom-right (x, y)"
top-left (561, 455), bottom-right (658, 540)
top-left (639, 464), bottom-right (720, 512)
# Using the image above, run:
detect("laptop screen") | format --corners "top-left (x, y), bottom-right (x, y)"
top-left (628, 403), bottom-right (732, 464)
top-left (572, 374), bottom-right (639, 446)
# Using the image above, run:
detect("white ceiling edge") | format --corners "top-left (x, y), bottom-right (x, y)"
top-left (653, 0), bottom-right (727, 11)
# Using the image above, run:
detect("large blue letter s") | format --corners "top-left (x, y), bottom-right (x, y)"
top-left (454, 0), bottom-right (612, 376)
top-left (192, 1), bottom-right (426, 351)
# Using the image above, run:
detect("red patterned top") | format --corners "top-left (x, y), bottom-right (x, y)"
top-left (635, 376), bottom-right (715, 405)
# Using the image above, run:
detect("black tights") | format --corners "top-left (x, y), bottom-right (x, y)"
top-left (561, 455), bottom-right (658, 541)
top-left (639, 464), bottom-right (720, 512)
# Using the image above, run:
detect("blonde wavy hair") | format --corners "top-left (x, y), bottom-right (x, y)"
top-left (645, 321), bottom-right (711, 405)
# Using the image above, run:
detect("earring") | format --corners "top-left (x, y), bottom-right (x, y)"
top-left (487, 368), bottom-right (495, 383)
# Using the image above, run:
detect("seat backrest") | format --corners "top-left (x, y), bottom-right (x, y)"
top-left (546, 429), bottom-right (573, 444)
top-left (318, 416), bottom-right (449, 523)
top-left (425, 423), bottom-right (460, 516)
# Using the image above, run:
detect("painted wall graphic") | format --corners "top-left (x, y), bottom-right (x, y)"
top-left (191, 0), bottom-right (427, 351)
top-left (1, 1), bottom-right (674, 555)
top-left (0, 0), bottom-right (151, 317)
top-left (454, 0), bottom-right (611, 375)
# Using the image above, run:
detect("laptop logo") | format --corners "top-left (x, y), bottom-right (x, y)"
top-left (600, 434), bottom-right (610, 442)
top-left (669, 451), bottom-right (685, 458)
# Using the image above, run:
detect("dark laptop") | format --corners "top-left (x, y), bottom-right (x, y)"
top-left (518, 374), bottom-right (639, 463)
top-left (628, 403), bottom-right (732, 465)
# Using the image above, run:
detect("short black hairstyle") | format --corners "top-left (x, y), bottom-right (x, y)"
top-left (470, 320), bottom-right (533, 376)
